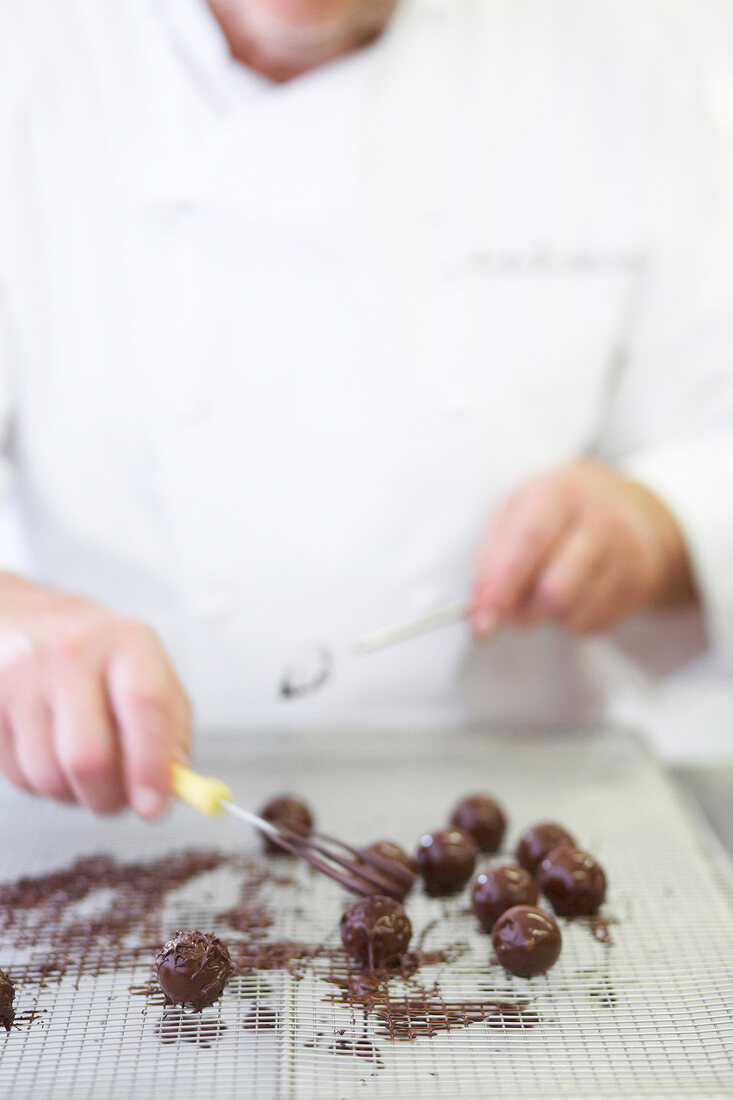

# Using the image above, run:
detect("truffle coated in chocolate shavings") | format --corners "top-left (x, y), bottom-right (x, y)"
top-left (155, 930), bottom-right (233, 1012)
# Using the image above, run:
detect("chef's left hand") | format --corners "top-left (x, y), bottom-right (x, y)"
top-left (471, 459), bottom-right (697, 638)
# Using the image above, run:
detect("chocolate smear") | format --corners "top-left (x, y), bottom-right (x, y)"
top-left (576, 913), bottom-right (617, 946)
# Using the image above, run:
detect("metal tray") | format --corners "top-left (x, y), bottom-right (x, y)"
top-left (1, 725), bottom-right (732, 1099)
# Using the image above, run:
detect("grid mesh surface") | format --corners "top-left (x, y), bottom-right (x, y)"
top-left (1, 725), bottom-right (732, 1099)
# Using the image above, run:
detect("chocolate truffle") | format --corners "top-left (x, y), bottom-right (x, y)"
top-left (537, 845), bottom-right (607, 917)
top-left (356, 841), bottom-right (417, 900)
top-left (491, 905), bottom-right (562, 978)
top-left (0, 968), bottom-right (14, 1031)
top-left (515, 822), bottom-right (576, 875)
top-left (259, 794), bottom-right (314, 855)
top-left (340, 896), bottom-right (412, 970)
top-left (155, 930), bottom-right (233, 1012)
top-left (416, 829), bottom-right (478, 896)
top-left (450, 794), bottom-right (507, 854)
top-left (471, 864), bottom-right (539, 933)
top-left (362, 841), bottom-right (417, 876)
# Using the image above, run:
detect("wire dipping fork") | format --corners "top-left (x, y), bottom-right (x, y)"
top-left (171, 762), bottom-right (415, 901)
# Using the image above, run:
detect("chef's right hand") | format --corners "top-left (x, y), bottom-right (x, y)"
top-left (0, 572), bottom-right (192, 818)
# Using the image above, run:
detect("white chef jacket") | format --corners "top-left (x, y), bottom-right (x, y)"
top-left (1, 0), bottom-right (733, 757)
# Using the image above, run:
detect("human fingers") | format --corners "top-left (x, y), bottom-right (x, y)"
top-left (0, 711), bottom-right (32, 792)
top-left (472, 479), bottom-right (573, 635)
top-left (53, 659), bottom-right (127, 815)
top-left (11, 696), bottom-right (75, 802)
top-left (561, 563), bottom-right (629, 634)
top-left (531, 523), bottom-right (606, 628)
top-left (105, 624), bottom-right (192, 820)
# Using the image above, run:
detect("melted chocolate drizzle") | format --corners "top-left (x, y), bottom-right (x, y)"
top-left (322, 958), bottom-right (538, 1040)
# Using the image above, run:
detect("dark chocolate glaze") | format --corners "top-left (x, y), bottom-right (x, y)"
top-left (340, 896), bottom-right (412, 969)
top-left (259, 795), bottom-right (314, 855)
top-left (450, 795), bottom-right (507, 854)
top-left (355, 841), bottom-right (417, 900)
top-left (0, 967), bottom-right (14, 1031)
top-left (491, 905), bottom-right (562, 978)
top-left (515, 822), bottom-right (576, 875)
top-left (155, 930), bottom-right (233, 1012)
top-left (416, 829), bottom-right (478, 896)
top-left (360, 841), bottom-right (417, 877)
top-left (471, 864), bottom-right (539, 933)
top-left (537, 846), bottom-right (607, 917)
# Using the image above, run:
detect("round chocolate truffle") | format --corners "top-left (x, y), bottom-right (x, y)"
top-left (362, 841), bottom-right (417, 876)
top-left (515, 822), bottom-right (576, 875)
top-left (491, 905), bottom-right (562, 978)
top-left (259, 794), bottom-right (314, 855)
top-left (416, 829), bottom-right (478, 896)
top-left (155, 930), bottom-right (233, 1012)
top-left (537, 845), bottom-right (607, 917)
top-left (471, 864), bottom-right (539, 933)
top-left (0, 968), bottom-right (14, 1032)
top-left (340, 896), bottom-right (412, 970)
top-left (356, 841), bottom-right (417, 900)
top-left (450, 794), bottom-right (507, 854)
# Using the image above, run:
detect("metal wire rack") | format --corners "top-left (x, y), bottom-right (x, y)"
top-left (1, 726), bottom-right (732, 1099)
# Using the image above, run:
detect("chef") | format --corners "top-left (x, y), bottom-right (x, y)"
top-left (0, 0), bottom-right (731, 820)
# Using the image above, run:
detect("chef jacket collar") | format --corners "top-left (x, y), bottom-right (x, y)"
top-left (138, 0), bottom-right (452, 254)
